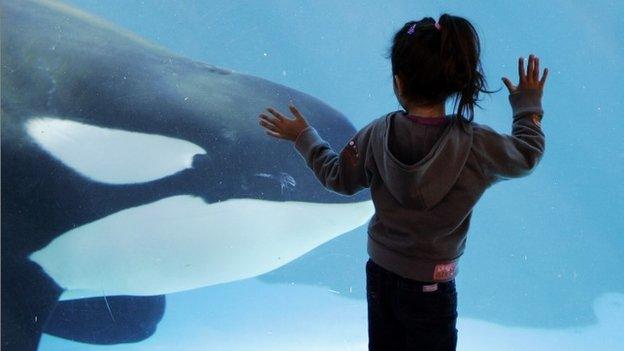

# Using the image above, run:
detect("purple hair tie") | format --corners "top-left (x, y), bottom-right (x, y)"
top-left (408, 21), bottom-right (440, 35)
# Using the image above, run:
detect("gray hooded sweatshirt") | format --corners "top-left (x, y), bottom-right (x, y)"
top-left (294, 89), bottom-right (545, 282)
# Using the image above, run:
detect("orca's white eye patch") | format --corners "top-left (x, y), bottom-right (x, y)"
top-left (26, 117), bottom-right (206, 184)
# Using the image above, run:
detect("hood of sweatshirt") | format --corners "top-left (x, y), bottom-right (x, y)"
top-left (377, 112), bottom-right (474, 210)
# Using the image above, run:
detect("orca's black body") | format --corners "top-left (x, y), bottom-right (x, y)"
top-left (1, 0), bottom-right (370, 349)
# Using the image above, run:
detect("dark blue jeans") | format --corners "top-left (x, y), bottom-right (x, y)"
top-left (366, 259), bottom-right (458, 351)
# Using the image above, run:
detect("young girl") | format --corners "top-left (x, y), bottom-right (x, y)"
top-left (258, 14), bottom-right (547, 351)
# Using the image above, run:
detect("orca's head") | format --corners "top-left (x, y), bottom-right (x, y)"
top-left (20, 83), bottom-right (376, 297)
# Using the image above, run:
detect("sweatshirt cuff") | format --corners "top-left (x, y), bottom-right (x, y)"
top-left (294, 126), bottom-right (325, 156)
top-left (509, 89), bottom-right (543, 119)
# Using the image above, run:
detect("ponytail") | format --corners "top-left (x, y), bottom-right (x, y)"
top-left (438, 14), bottom-right (497, 122)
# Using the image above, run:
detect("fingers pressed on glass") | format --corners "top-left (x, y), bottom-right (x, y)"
top-left (540, 68), bottom-right (549, 87)
top-left (533, 57), bottom-right (540, 82)
top-left (259, 120), bottom-right (275, 132)
top-left (260, 117), bottom-right (279, 127)
top-left (266, 124), bottom-right (279, 132)
top-left (260, 113), bottom-right (279, 124)
top-left (266, 130), bottom-right (282, 138)
top-left (503, 77), bottom-right (515, 92)
top-left (289, 105), bottom-right (303, 119)
top-left (267, 107), bottom-right (286, 120)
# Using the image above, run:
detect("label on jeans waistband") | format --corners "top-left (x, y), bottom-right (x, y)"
top-left (433, 262), bottom-right (457, 281)
top-left (423, 283), bottom-right (438, 292)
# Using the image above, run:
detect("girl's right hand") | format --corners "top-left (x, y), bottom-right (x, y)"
top-left (502, 54), bottom-right (548, 94)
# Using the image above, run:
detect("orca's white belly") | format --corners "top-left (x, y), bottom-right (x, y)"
top-left (29, 195), bottom-right (374, 300)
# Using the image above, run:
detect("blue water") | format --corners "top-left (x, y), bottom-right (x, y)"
top-left (21, 0), bottom-right (624, 349)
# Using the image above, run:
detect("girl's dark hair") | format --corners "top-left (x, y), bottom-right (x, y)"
top-left (387, 14), bottom-right (499, 123)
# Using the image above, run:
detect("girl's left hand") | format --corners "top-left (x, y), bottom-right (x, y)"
top-left (258, 103), bottom-right (310, 142)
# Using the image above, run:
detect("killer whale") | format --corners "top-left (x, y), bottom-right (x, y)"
top-left (1, 0), bottom-right (373, 349)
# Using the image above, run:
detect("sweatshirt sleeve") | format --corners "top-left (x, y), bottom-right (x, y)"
top-left (293, 120), bottom-right (376, 196)
top-left (473, 89), bottom-right (546, 186)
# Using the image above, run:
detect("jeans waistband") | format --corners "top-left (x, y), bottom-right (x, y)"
top-left (367, 259), bottom-right (456, 292)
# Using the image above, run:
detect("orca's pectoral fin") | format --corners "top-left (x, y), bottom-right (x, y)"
top-left (1, 257), bottom-right (63, 351)
top-left (43, 295), bottom-right (166, 345)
